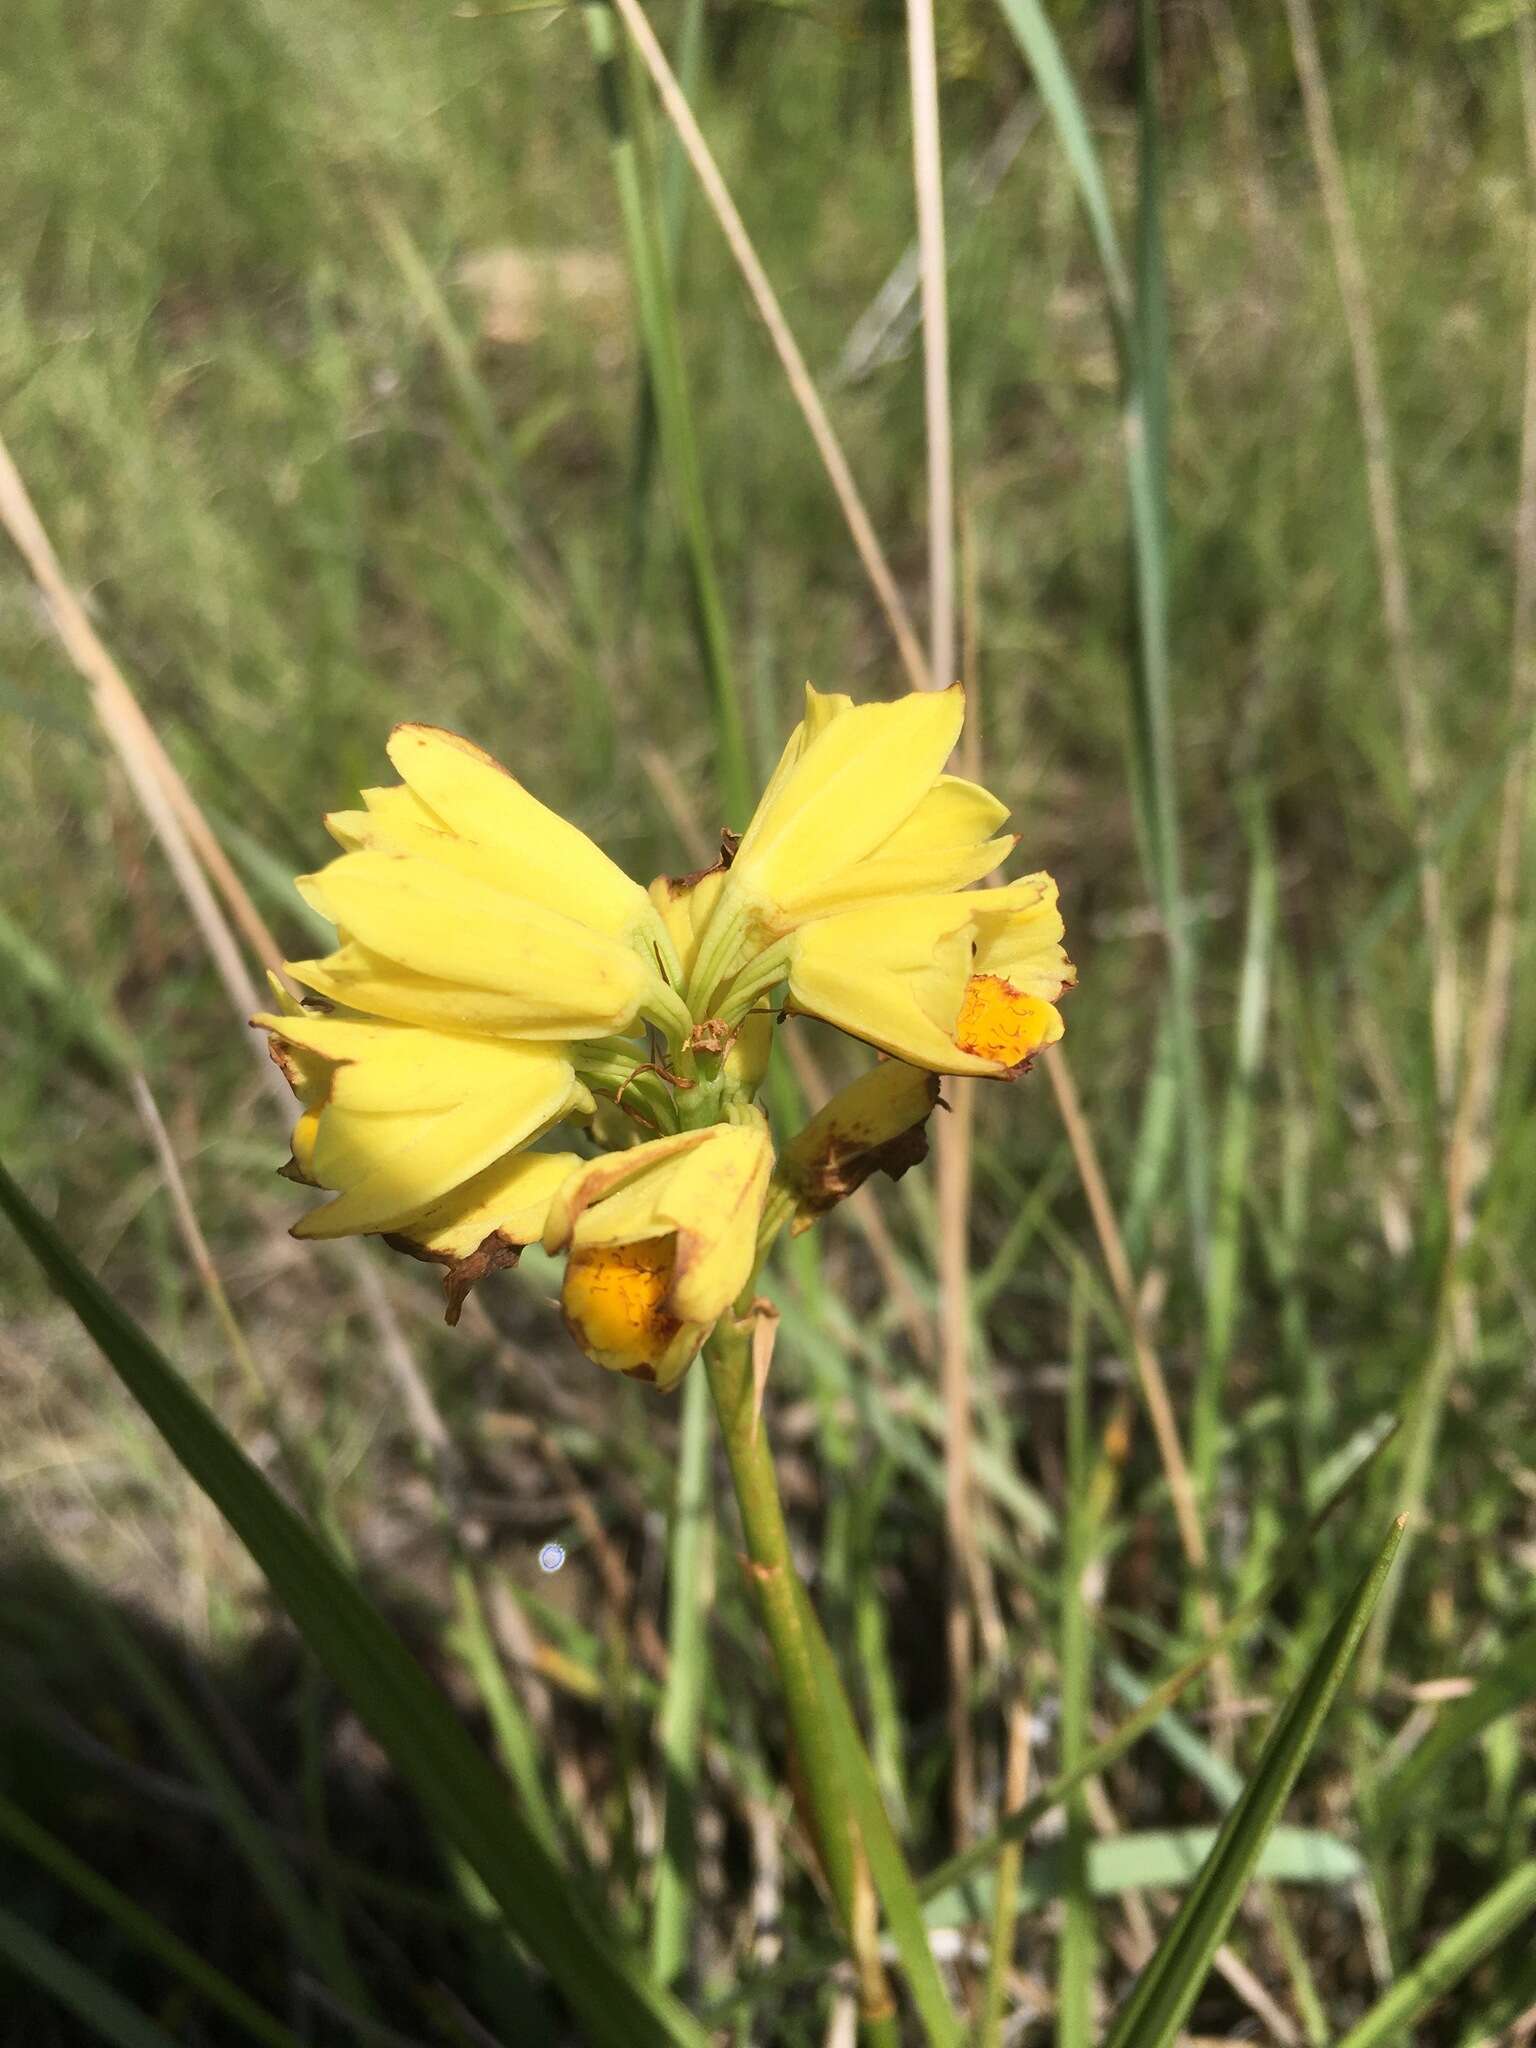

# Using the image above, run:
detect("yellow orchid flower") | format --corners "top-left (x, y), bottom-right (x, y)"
top-left (785, 874), bottom-right (1074, 1077)
top-left (543, 1121), bottom-right (773, 1388)
top-left (258, 692), bottom-right (1071, 1378)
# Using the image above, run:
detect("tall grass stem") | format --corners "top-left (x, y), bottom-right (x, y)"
top-left (603, 0), bottom-right (928, 692)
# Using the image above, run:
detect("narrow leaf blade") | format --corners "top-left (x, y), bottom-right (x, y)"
top-left (0, 1159), bottom-right (707, 2048)
top-left (1101, 1520), bottom-right (1404, 2048)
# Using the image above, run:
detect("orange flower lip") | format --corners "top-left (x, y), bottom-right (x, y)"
top-left (953, 973), bottom-right (1058, 1070)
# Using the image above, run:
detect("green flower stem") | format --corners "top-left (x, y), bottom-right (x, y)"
top-left (702, 1319), bottom-right (896, 2037)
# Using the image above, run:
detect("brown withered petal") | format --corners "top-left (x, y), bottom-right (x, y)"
top-left (382, 1227), bottom-right (526, 1327)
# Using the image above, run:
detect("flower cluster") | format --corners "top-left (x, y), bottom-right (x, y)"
top-left (257, 686), bottom-right (1074, 1387)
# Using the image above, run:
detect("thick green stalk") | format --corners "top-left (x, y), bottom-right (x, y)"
top-left (703, 1321), bottom-right (896, 2038)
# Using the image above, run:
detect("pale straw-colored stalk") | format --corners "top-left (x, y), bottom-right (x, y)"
top-left (0, 428), bottom-right (455, 1472)
top-left (901, 0), bottom-right (981, 1855)
top-left (1281, 0), bottom-right (1456, 1109)
top-left (602, 0), bottom-right (929, 695)
top-left (1448, 17), bottom-right (1536, 1218)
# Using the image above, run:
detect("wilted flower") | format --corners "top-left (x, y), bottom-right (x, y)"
top-left (778, 1061), bottom-right (939, 1229)
top-left (259, 688), bottom-right (1072, 1383)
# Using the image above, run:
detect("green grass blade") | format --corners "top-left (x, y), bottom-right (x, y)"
top-left (1333, 1862), bottom-right (1536, 2048)
top-left (796, 1584), bottom-right (965, 2048)
top-left (1104, 1659), bottom-right (1243, 1810)
top-left (919, 1421), bottom-right (1396, 1907)
top-left (1100, 1519), bottom-right (1405, 2048)
top-left (991, 0), bottom-right (1207, 1259)
top-left (0, 1158), bottom-right (709, 2048)
top-left (0, 1904), bottom-right (180, 2048)
top-left (1192, 804), bottom-right (1278, 1500)
top-left (0, 898), bottom-right (136, 1072)
top-left (650, 1363), bottom-right (715, 1985)
top-left (448, 1556), bottom-right (566, 1858)
top-left (583, 0), bottom-right (751, 828)
top-left (1375, 1619), bottom-right (1536, 1831)
top-left (0, 1791), bottom-right (303, 2048)
top-left (985, 0), bottom-right (1130, 327)
top-left (1122, 1002), bottom-right (1177, 1268)
top-left (1127, 0), bottom-right (1206, 1264)
top-left (923, 1827), bottom-right (1363, 1927)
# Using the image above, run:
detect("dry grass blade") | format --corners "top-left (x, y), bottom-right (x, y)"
top-left (0, 434), bottom-right (285, 985)
top-left (125, 1069), bottom-right (285, 1427)
top-left (0, 427), bottom-right (454, 1469)
top-left (1280, 0), bottom-right (1455, 1107)
top-left (1043, 1049), bottom-right (1207, 1583)
top-left (0, 434), bottom-right (287, 1108)
top-left (603, 0), bottom-right (928, 694)
top-left (1043, 1046), bottom-right (1237, 1732)
top-left (901, 0), bottom-right (978, 1850)
top-left (906, 0), bottom-right (956, 695)
top-left (1361, 16), bottom-right (1536, 1691)
top-left (1449, 14), bottom-right (1536, 1212)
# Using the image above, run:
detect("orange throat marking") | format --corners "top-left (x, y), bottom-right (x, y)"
top-left (563, 1237), bottom-right (682, 1377)
top-left (953, 973), bottom-right (1054, 1069)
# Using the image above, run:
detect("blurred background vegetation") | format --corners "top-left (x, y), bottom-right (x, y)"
top-left (3, 0), bottom-right (1536, 2040)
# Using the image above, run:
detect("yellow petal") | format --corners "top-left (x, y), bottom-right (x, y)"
top-left (971, 873), bottom-right (1077, 1000)
top-left (787, 898), bottom-right (1004, 1075)
top-left (296, 852), bottom-right (649, 1037)
top-left (278, 1031), bottom-right (587, 1239)
top-left (542, 1130), bottom-right (711, 1253)
top-left (290, 1108), bottom-right (322, 1179)
top-left (257, 1011), bottom-right (526, 1114)
top-left (738, 683), bottom-right (851, 841)
top-left (730, 684), bottom-right (965, 920)
top-left (386, 724), bottom-right (650, 939)
top-left (653, 1123), bottom-right (773, 1324)
top-left (392, 1148), bottom-right (580, 1261)
top-left (327, 785), bottom-right (442, 850)
top-left (286, 940), bottom-right (614, 1041)
top-left (647, 865), bottom-right (728, 983)
top-left (783, 775), bottom-right (1014, 919)
top-left (385, 1148), bottom-right (582, 1325)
